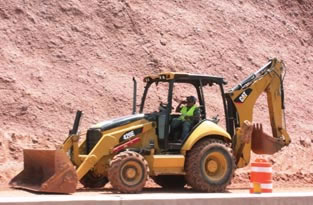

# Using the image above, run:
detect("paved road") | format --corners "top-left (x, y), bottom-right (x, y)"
top-left (1, 187), bottom-right (313, 205)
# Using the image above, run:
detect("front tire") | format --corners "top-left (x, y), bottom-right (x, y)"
top-left (108, 151), bottom-right (148, 193)
top-left (185, 139), bottom-right (235, 192)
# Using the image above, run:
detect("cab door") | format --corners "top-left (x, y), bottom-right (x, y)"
top-left (157, 80), bottom-right (174, 150)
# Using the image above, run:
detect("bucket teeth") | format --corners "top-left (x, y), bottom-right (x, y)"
top-left (251, 123), bottom-right (284, 155)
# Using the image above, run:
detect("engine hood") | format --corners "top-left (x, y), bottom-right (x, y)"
top-left (90, 114), bottom-right (145, 132)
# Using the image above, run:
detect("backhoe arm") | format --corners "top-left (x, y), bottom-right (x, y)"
top-left (226, 58), bottom-right (291, 168)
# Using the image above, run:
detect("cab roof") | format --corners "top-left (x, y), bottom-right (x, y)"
top-left (144, 72), bottom-right (227, 86)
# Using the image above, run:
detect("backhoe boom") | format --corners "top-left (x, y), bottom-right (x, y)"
top-left (226, 58), bottom-right (291, 168)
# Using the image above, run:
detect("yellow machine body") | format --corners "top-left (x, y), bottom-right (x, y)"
top-left (11, 58), bottom-right (290, 193)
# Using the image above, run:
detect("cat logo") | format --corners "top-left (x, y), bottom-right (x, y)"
top-left (239, 91), bottom-right (248, 102)
top-left (234, 88), bottom-right (252, 103)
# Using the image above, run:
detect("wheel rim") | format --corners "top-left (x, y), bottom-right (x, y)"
top-left (202, 151), bottom-right (227, 181)
top-left (120, 160), bottom-right (143, 186)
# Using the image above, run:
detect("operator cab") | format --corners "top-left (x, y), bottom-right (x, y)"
top-left (139, 72), bottom-right (227, 152)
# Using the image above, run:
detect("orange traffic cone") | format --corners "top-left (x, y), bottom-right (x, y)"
top-left (250, 158), bottom-right (272, 193)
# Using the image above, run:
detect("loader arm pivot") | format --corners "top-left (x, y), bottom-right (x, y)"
top-left (226, 58), bottom-right (291, 168)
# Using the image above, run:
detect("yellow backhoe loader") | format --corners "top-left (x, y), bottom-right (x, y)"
top-left (10, 58), bottom-right (290, 193)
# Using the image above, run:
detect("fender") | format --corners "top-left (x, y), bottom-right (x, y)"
top-left (181, 120), bottom-right (231, 152)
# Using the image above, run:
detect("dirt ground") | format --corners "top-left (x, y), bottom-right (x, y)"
top-left (1, 0), bottom-right (313, 190)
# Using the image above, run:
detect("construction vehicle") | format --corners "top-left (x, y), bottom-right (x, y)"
top-left (10, 58), bottom-right (291, 193)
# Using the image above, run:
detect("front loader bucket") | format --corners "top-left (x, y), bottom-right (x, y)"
top-left (251, 124), bottom-right (285, 155)
top-left (10, 149), bottom-right (77, 194)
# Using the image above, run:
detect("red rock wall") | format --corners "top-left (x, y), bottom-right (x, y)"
top-left (0, 0), bottom-right (312, 186)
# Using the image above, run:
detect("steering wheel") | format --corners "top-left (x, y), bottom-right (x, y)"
top-left (159, 102), bottom-right (174, 111)
top-left (159, 102), bottom-right (168, 110)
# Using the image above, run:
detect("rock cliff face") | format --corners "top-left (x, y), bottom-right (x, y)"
top-left (0, 0), bottom-right (312, 186)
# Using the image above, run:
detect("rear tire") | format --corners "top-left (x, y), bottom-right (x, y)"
top-left (80, 171), bottom-right (108, 188)
top-left (152, 175), bottom-right (186, 189)
top-left (108, 151), bottom-right (148, 193)
top-left (185, 139), bottom-right (235, 192)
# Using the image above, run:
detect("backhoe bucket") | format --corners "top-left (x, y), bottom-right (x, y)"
top-left (251, 123), bottom-right (285, 155)
top-left (10, 149), bottom-right (77, 194)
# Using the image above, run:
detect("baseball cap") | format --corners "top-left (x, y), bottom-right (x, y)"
top-left (186, 96), bottom-right (196, 103)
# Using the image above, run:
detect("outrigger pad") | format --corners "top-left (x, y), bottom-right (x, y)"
top-left (10, 149), bottom-right (78, 194)
top-left (251, 123), bottom-right (284, 155)
top-left (241, 120), bottom-right (253, 144)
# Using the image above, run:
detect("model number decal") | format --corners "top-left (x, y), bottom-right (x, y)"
top-left (234, 88), bottom-right (252, 103)
top-left (119, 128), bottom-right (143, 142)
top-left (122, 131), bottom-right (135, 140)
